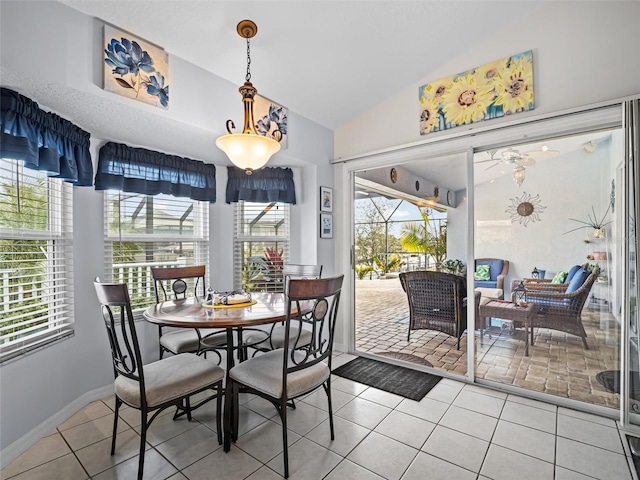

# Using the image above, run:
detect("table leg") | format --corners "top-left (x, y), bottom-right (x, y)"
top-left (223, 328), bottom-right (235, 452)
top-left (524, 315), bottom-right (529, 357)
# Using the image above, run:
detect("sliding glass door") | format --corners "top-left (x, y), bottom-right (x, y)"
top-left (346, 99), bottom-right (640, 417)
top-left (473, 128), bottom-right (624, 410)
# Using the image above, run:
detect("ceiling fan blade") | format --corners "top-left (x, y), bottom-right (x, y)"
top-left (524, 148), bottom-right (560, 158)
top-left (484, 161), bottom-right (500, 171)
top-left (476, 158), bottom-right (500, 164)
top-left (519, 156), bottom-right (536, 167)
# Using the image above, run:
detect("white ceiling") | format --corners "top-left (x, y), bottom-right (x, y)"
top-left (58, 0), bottom-right (550, 131)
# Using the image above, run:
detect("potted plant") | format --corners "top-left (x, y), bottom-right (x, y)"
top-left (564, 204), bottom-right (611, 238)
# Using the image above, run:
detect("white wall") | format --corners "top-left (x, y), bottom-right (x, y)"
top-left (335, 1), bottom-right (640, 159)
top-left (0, 0), bottom-right (334, 456)
top-left (474, 142), bottom-right (612, 296)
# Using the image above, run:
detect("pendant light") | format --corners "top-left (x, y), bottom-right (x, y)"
top-left (216, 20), bottom-right (280, 175)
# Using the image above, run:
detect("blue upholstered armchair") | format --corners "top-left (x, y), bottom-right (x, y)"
top-left (474, 258), bottom-right (510, 289)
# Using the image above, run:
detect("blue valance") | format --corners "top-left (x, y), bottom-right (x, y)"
top-left (0, 87), bottom-right (93, 186)
top-left (226, 166), bottom-right (296, 204)
top-left (95, 142), bottom-right (216, 203)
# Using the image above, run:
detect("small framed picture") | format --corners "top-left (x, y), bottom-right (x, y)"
top-left (320, 213), bottom-right (333, 239)
top-left (320, 186), bottom-right (333, 213)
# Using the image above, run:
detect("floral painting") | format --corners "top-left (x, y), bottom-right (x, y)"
top-left (418, 50), bottom-right (533, 135)
top-left (103, 26), bottom-right (169, 109)
top-left (254, 95), bottom-right (288, 149)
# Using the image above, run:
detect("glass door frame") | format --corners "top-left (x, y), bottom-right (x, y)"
top-left (338, 96), bottom-right (639, 422)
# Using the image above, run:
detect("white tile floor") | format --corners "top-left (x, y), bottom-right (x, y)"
top-left (1, 352), bottom-right (637, 480)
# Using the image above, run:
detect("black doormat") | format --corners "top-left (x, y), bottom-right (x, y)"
top-left (596, 370), bottom-right (640, 400)
top-left (332, 356), bottom-right (441, 401)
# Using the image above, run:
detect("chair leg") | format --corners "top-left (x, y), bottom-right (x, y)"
top-left (111, 396), bottom-right (122, 455)
top-left (138, 412), bottom-right (148, 480)
top-left (232, 382), bottom-right (240, 443)
top-left (324, 381), bottom-right (335, 440)
top-left (280, 400), bottom-right (290, 479)
top-left (582, 336), bottom-right (589, 349)
top-left (185, 397), bottom-right (192, 421)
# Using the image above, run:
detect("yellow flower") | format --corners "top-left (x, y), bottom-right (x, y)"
top-left (474, 60), bottom-right (501, 90)
top-left (493, 55), bottom-right (534, 113)
top-left (441, 73), bottom-right (494, 126)
top-left (422, 79), bottom-right (449, 101)
top-left (419, 95), bottom-right (441, 134)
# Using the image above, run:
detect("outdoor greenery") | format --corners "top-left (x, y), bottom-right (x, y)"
top-left (355, 197), bottom-right (448, 277)
top-left (0, 177), bottom-right (49, 337)
top-left (400, 210), bottom-right (447, 270)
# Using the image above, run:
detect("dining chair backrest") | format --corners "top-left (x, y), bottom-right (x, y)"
top-left (151, 265), bottom-right (206, 303)
top-left (93, 278), bottom-right (146, 392)
top-left (281, 275), bottom-right (344, 382)
top-left (282, 263), bottom-right (323, 294)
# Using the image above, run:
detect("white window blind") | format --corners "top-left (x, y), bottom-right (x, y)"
top-left (104, 191), bottom-right (209, 311)
top-left (0, 159), bottom-right (74, 362)
top-left (234, 201), bottom-right (290, 292)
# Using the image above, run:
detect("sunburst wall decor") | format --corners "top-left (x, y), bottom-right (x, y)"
top-left (505, 192), bottom-right (546, 227)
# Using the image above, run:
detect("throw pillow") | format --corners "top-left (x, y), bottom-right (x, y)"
top-left (551, 271), bottom-right (568, 284)
top-left (475, 264), bottom-right (490, 281)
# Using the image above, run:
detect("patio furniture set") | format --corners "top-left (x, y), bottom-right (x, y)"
top-left (400, 259), bottom-right (599, 353)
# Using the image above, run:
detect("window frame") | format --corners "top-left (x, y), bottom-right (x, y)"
top-left (103, 191), bottom-right (210, 313)
top-left (0, 159), bottom-right (74, 363)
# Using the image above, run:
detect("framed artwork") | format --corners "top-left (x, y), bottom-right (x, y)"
top-left (320, 213), bottom-right (333, 239)
top-left (320, 186), bottom-right (333, 212)
top-left (418, 50), bottom-right (534, 135)
top-left (254, 95), bottom-right (288, 149)
top-left (103, 25), bottom-right (169, 109)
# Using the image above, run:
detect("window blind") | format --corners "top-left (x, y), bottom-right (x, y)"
top-left (104, 191), bottom-right (209, 311)
top-left (234, 201), bottom-right (290, 292)
top-left (0, 159), bottom-right (74, 362)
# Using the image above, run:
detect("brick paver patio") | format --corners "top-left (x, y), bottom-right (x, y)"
top-left (355, 277), bottom-right (621, 409)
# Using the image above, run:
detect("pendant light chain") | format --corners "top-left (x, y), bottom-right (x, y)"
top-left (245, 38), bottom-right (251, 82)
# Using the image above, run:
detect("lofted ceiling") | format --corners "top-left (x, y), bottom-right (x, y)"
top-left (58, 0), bottom-right (551, 131)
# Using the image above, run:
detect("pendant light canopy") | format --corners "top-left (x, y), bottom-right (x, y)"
top-left (215, 20), bottom-right (280, 175)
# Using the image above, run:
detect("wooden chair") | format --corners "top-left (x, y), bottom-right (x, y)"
top-left (225, 276), bottom-right (344, 478)
top-left (151, 265), bottom-right (226, 360)
top-left (400, 270), bottom-right (479, 349)
top-left (94, 278), bottom-right (224, 480)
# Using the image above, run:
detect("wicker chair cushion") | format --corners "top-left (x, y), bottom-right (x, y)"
top-left (229, 349), bottom-right (330, 398)
top-left (474, 264), bottom-right (490, 281)
top-left (566, 265), bottom-right (583, 282)
top-left (115, 353), bottom-right (224, 408)
top-left (551, 271), bottom-right (568, 284)
top-left (160, 328), bottom-right (222, 354)
top-left (565, 268), bottom-right (589, 294)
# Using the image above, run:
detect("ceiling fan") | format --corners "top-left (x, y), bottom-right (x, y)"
top-left (476, 148), bottom-right (537, 171)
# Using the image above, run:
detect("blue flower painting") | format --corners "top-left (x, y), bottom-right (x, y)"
top-left (103, 26), bottom-right (170, 109)
top-left (254, 95), bottom-right (288, 149)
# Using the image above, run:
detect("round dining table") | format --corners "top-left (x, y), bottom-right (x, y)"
top-left (143, 292), bottom-right (313, 450)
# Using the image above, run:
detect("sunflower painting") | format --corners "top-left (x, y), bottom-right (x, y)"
top-left (103, 25), bottom-right (169, 109)
top-left (419, 51), bottom-right (533, 135)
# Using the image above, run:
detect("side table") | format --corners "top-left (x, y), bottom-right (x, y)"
top-left (478, 300), bottom-right (535, 356)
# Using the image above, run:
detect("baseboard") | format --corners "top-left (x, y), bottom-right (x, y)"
top-left (0, 384), bottom-right (114, 468)
top-left (333, 342), bottom-right (348, 353)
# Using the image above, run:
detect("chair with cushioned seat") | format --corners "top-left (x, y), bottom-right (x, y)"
top-left (152, 265), bottom-right (226, 360)
top-left (400, 270), bottom-right (481, 349)
top-left (245, 263), bottom-right (323, 354)
top-left (474, 258), bottom-right (510, 290)
top-left (94, 278), bottom-right (224, 480)
top-left (511, 263), bottom-right (588, 293)
top-left (225, 275), bottom-right (344, 478)
top-left (512, 266), bottom-right (598, 349)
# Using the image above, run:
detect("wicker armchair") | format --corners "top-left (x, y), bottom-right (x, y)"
top-left (510, 263), bottom-right (590, 293)
top-left (400, 270), bottom-right (480, 349)
top-left (517, 268), bottom-right (598, 349)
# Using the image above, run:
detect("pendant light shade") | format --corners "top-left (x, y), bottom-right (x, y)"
top-left (216, 20), bottom-right (281, 175)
